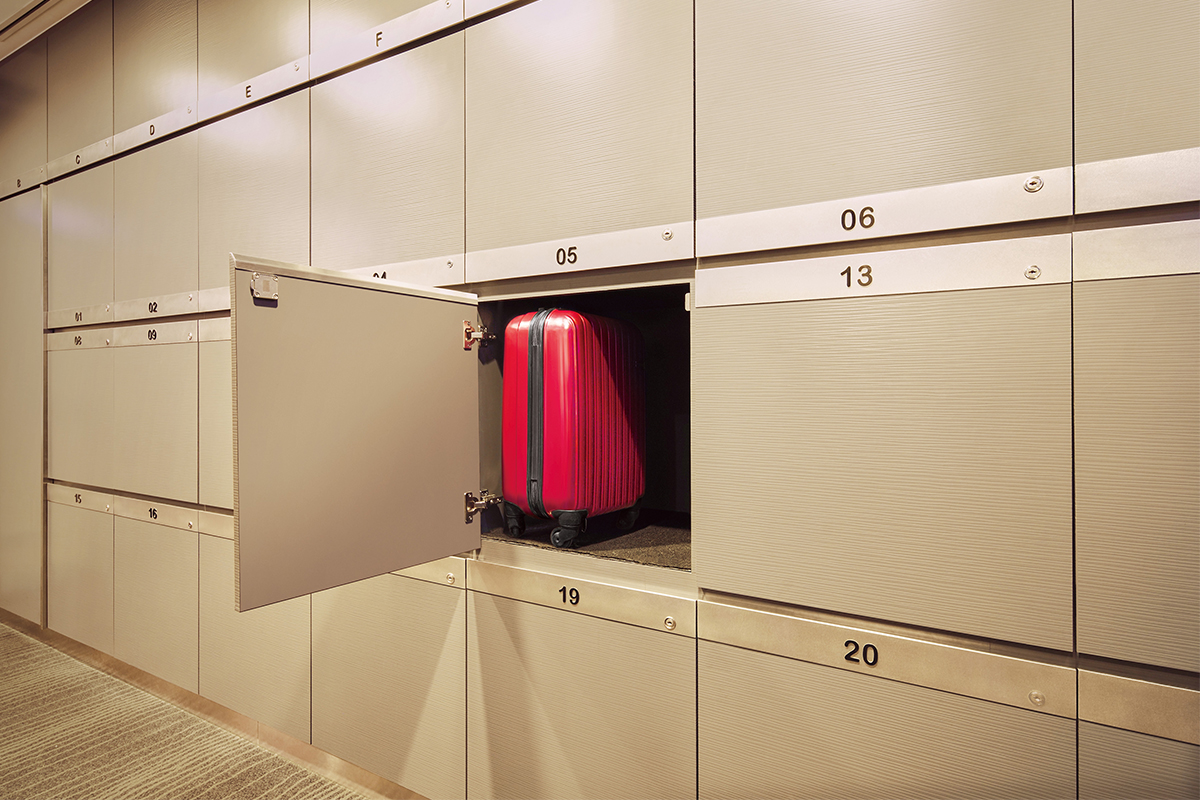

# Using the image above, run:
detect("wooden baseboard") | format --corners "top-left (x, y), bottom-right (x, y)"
top-left (0, 606), bottom-right (427, 800)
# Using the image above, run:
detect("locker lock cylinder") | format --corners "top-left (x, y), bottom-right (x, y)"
top-left (1028, 690), bottom-right (1046, 707)
top-left (1023, 175), bottom-right (1044, 193)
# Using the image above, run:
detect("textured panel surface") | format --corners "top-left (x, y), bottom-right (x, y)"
top-left (114, 131), bottom-right (198, 301)
top-left (692, 286), bottom-right (1073, 649)
top-left (698, 641), bottom-right (1076, 800)
top-left (197, 0), bottom-right (308, 98)
top-left (0, 37), bottom-right (47, 179)
top-left (1075, 274), bottom-right (1199, 672)
top-left (1075, 0), bottom-right (1200, 163)
top-left (47, 504), bottom-right (115, 655)
top-left (0, 191), bottom-right (44, 624)
top-left (200, 341), bottom-right (233, 509)
top-left (312, 33), bottom-right (462, 271)
top-left (310, 0), bottom-right (430, 51)
top-left (467, 592), bottom-right (696, 800)
top-left (466, 0), bottom-right (692, 251)
top-left (47, 164), bottom-right (114, 313)
top-left (46, 348), bottom-right (115, 489)
top-left (114, 517), bottom-right (199, 692)
top-left (312, 574), bottom-right (465, 800)
top-left (198, 91), bottom-right (309, 290)
top-left (113, 0), bottom-right (197, 132)
top-left (1079, 722), bottom-right (1199, 800)
top-left (199, 536), bottom-right (310, 742)
top-left (113, 342), bottom-right (198, 503)
top-left (696, 0), bottom-right (1071, 219)
top-left (47, 0), bottom-right (114, 159)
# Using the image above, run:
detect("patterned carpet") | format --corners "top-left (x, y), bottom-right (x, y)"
top-left (0, 622), bottom-right (368, 800)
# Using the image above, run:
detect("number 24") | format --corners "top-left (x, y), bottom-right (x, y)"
top-left (840, 265), bottom-right (872, 288)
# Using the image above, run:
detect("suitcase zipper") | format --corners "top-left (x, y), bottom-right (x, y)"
top-left (526, 308), bottom-right (554, 518)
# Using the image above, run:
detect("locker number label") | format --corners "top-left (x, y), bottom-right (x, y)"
top-left (74, 494), bottom-right (82, 504)
top-left (555, 246), bottom-right (578, 266)
top-left (146, 329), bottom-right (157, 341)
top-left (74, 312), bottom-right (83, 322)
top-left (559, 586), bottom-right (580, 605)
top-left (74, 336), bottom-right (83, 346)
top-left (844, 639), bottom-right (879, 666)
top-left (840, 206), bottom-right (876, 231)
top-left (148, 301), bottom-right (158, 314)
top-left (148, 508), bottom-right (158, 520)
top-left (840, 265), bottom-right (873, 288)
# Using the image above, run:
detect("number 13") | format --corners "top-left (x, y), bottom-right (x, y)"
top-left (840, 265), bottom-right (872, 288)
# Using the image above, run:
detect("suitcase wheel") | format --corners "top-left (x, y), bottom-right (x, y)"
top-left (615, 507), bottom-right (640, 531)
top-left (550, 527), bottom-right (579, 549)
top-left (503, 502), bottom-right (526, 538)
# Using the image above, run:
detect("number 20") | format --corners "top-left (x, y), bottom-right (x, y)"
top-left (844, 639), bottom-right (878, 666)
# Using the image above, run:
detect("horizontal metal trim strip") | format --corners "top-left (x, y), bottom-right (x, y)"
top-left (47, 138), bottom-right (113, 180)
top-left (199, 317), bottom-right (231, 342)
top-left (232, 254), bottom-right (477, 306)
top-left (110, 320), bottom-right (197, 347)
top-left (1079, 669), bottom-right (1199, 745)
top-left (699, 599), bottom-right (1076, 719)
top-left (310, 0), bottom-right (463, 80)
top-left (464, 0), bottom-right (523, 20)
top-left (695, 234), bottom-right (1070, 307)
top-left (1076, 148), bottom-right (1200, 214)
top-left (698, 167), bottom-right (1072, 257)
top-left (467, 559), bottom-right (695, 637)
top-left (199, 57), bottom-right (310, 122)
top-left (112, 495), bottom-right (197, 533)
top-left (337, 252), bottom-right (466, 288)
top-left (465, 220), bottom-right (695, 283)
top-left (199, 286), bottom-right (231, 313)
top-left (1073, 219), bottom-right (1199, 281)
top-left (113, 291), bottom-right (199, 323)
top-left (113, 105), bottom-right (197, 155)
top-left (45, 328), bottom-right (113, 351)
top-left (46, 302), bottom-right (114, 330)
top-left (392, 555), bottom-right (468, 587)
top-left (46, 483), bottom-right (113, 514)
top-left (198, 510), bottom-right (234, 540)
top-left (0, 164), bottom-right (46, 199)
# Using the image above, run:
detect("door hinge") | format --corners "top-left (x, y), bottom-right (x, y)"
top-left (464, 490), bottom-right (502, 523)
top-left (463, 321), bottom-right (495, 351)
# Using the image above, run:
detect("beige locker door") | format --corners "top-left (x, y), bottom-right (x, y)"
top-left (47, 489), bottom-right (115, 655)
top-left (231, 256), bottom-right (480, 610)
top-left (114, 511), bottom-right (199, 693)
top-left (46, 330), bottom-right (115, 490)
top-left (1074, 222), bottom-right (1199, 672)
top-left (113, 130), bottom-right (199, 308)
top-left (1080, 723), bottom-right (1199, 800)
top-left (198, 90), bottom-right (309, 293)
top-left (0, 190), bottom-right (44, 624)
top-left (698, 637), bottom-right (1075, 800)
top-left (113, 0), bottom-right (197, 134)
top-left (197, 0), bottom-right (309, 100)
top-left (199, 330), bottom-right (233, 509)
top-left (467, 589), bottom-right (696, 800)
top-left (47, 164), bottom-right (115, 322)
top-left (312, 568), bottom-right (466, 800)
top-left (311, 33), bottom-right (463, 284)
top-left (47, 0), bottom-right (114, 161)
top-left (465, 0), bottom-right (693, 282)
top-left (0, 37), bottom-right (47, 184)
top-left (696, 0), bottom-right (1072, 256)
top-left (199, 535), bottom-right (310, 742)
top-left (692, 236), bottom-right (1073, 650)
top-left (1075, 0), bottom-right (1200, 212)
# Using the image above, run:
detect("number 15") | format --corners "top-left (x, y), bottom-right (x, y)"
top-left (840, 265), bottom-right (872, 288)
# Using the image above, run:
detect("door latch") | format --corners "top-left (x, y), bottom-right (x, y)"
top-left (463, 321), bottom-right (495, 351)
top-left (464, 490), bottom-right (502, 523)
top-left (250, 272), bottom-right (279, 300)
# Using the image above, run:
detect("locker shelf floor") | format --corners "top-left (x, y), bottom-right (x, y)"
top-left (485, 509), bottom-right (691, 570)
top-left (0, 622), bottom-right (372, 800)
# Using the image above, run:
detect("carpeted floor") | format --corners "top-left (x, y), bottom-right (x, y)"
top-left (0, 623), bottom-right (368, 800)
top-left (486, 508), bottom-right (692, 570)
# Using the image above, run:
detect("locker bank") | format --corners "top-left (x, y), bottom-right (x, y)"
top-left (0, 0), bottom-right (1197, 798)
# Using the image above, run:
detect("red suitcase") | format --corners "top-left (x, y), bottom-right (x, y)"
top-left (501, 309), bottom-right (645, 548)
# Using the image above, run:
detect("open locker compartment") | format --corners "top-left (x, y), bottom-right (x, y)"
top-left (475, 282), bottom-right (693, 572)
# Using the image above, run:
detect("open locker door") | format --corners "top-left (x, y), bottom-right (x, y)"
top-left (231, 254), bottom-right (482, 611)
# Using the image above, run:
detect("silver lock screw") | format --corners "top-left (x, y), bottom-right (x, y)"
top-left (664, 616), bottom-right (676, 631)
top-left (446, 573), bottom-right (455, 585)
top-left (294, 63), bottom-right (300, 71)
top-left (1028, 690), bottom-right (1046, 707)
top-left (447, 260), bottom-right (454, 269)
top-left (188, 521), bottom-right (193, 529)
top-left (1025, 266), bottom-right (1042, 280)
top-left (662, 229), bottom-right (673, 241)
top-left (1024, 176), bottom-right (1044, 193)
